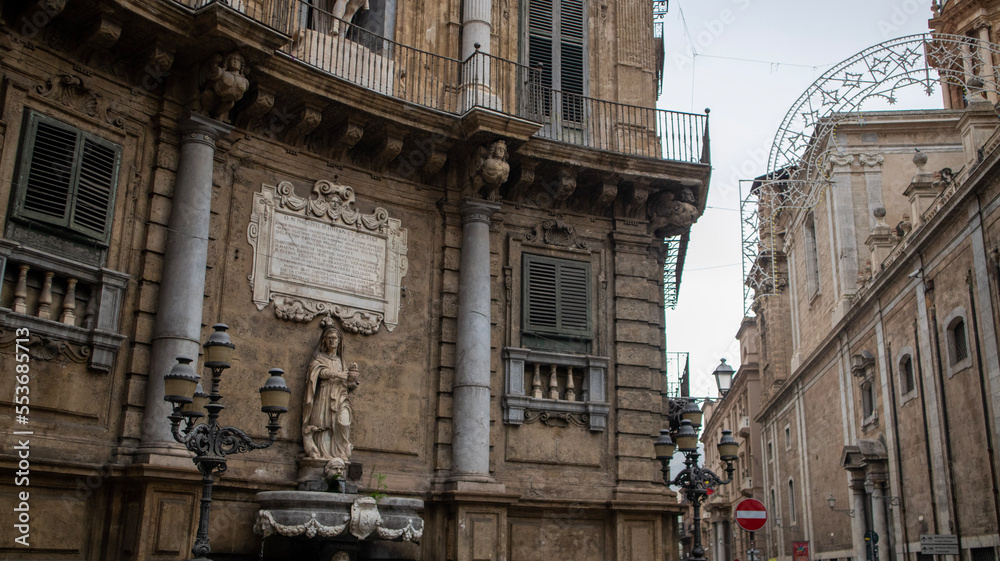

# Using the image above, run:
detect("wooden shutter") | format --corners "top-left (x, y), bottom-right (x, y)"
top-left (559, 0), bottom-right (585, 122)
top-left (14, 112), bottom-right (120, 243)
top-left (523, 254), bottom-right (592, 341)
top-left (527, 0), bottom-right (554, 117)
top-left (72, 137), bottom-right (118, 239)
top-left (525, 0), bottom-right (586, 119)
top-left (20, 119), bottom-right (76, 224)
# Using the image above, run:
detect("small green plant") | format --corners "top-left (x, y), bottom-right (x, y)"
top-left (367, 466), bottom-right (389, 503)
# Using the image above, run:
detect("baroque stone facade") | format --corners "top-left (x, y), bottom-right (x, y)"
top-left (0, 0), bottom-right (710, 559)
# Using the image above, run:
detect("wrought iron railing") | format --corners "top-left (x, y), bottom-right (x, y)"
top-left (168, 0), bottom-right (710, 164)
top-left (664, 351), bottom-right (689, 398)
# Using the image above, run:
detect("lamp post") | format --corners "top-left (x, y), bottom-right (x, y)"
top-left (162, 324), bottom-right (291, 561)
top-left (654, 415), bottom-right (738, 561)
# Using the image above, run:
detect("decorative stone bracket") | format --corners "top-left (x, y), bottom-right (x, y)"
top-left (247, 180), bottom-right (408, 333)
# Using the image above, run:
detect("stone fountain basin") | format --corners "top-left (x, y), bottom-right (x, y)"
top-left (255, 491), bottom-right (424, 543)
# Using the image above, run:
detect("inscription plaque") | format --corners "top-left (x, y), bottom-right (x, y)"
top-left (248, 180), bottom-right (408, 334)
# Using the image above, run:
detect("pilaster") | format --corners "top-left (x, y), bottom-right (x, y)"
top-left (827, 153), bottom-right (858, 325)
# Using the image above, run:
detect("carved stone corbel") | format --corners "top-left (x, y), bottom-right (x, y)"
top-left (137, 42), bottom-right (174, 92)
top-left (506, 159), bottom-right (536, 202)
top-left (283, 102), bottom-right (324, 147)
top-left (79, 15), bottom-right (121, 56)
top-left (328, 113), bottom-right (366, 160)
top-left (367, 125), bottom-right (404, 173)
top-left (234, 86), bottom-right (274, 131)
top-left (551, 168), bottom-right (577, 207)
top-left (594, 177), bottom-right (618, 211)
top-left (398, 133), bottom-right (449, 180)
top-left (648, 186), bottom-right (699, 237)
top-left (624, 178), bottom-right (650, 219)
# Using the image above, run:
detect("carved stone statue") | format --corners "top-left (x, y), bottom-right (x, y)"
top-left (331, 0), bottom-right (370, 36)
top-left (198, 51), bottom-right (249, 123)
top-left (895, 213), bottom-right (912, 238)
top-left (303, 322), bottom-right (359, 467)
top-left (468, 140), bottom-right (510, 201)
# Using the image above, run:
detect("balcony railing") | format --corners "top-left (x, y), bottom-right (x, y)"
top-left (0, 240), bottom-right (129, 372)
top-left (167, 0), bottom-right (710, 164)
top-left (502, 347), bottom-right (610, 432)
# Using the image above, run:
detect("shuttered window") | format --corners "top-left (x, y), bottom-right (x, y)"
top-left (12, 112), bottom-right (120, 244)
top-left (525, 0), bottom-right (586, 122)
top-left (523, 254), bottom-right (592, 352)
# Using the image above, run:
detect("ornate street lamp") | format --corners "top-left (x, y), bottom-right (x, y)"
top-left (655, 413), bottom-right (737, 561)
top-left (163, 324), bottom-right (290, 561)
top-left (713, 358), bottom-right (734, 397)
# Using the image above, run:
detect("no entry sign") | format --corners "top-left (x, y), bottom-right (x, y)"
top-left (735, 498), bottom-right (768, 532)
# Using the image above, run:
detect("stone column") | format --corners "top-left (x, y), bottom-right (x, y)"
top-left (870, 479), bottom-right (890, 561)
top-left (138, 113), bottom-right (232, 460)
top-left (460, 0), bottom-right (495, 111)
top-left (851, 478), bottom-right (868, 561)
top-left (461, 0), bottom-right (491, 61)
top-left (977, 24), bottom-right (998, 105)
top-left (450, 198), bottom-right (501, 482)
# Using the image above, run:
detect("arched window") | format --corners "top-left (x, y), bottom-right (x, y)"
top-left (900, 354), bottom-right (915, 394)
top-left (950, 318), bottom-right (968, 364)
top-left (804, 213), bottom-right (820, 296)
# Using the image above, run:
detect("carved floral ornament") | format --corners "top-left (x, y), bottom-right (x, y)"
top-left (247, 180), bottom-right (408, 334)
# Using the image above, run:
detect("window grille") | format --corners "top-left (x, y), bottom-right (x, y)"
top-left (972, 547), bottom-right (996, 561)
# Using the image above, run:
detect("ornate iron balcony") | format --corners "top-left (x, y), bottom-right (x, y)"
top-left (167, 0), bottom-right (710, 164)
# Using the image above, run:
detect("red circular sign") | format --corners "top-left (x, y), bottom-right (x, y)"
top-left (735, 498), bottom-right (768, 532)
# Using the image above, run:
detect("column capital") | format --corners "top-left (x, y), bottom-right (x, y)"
top-left (178, 112), bottom-right (233, 148)
top-left (460, 198), bottom-right (502, 225)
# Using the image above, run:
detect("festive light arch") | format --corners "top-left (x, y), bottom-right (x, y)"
top-left (741, 33), bottom-right (1000, 313)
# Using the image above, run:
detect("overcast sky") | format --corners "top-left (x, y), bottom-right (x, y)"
top-left (659, 1), bottom-right (935, 398)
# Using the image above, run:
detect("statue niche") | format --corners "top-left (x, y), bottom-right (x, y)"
top-left (299, 319), bottom-right (360, 491)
